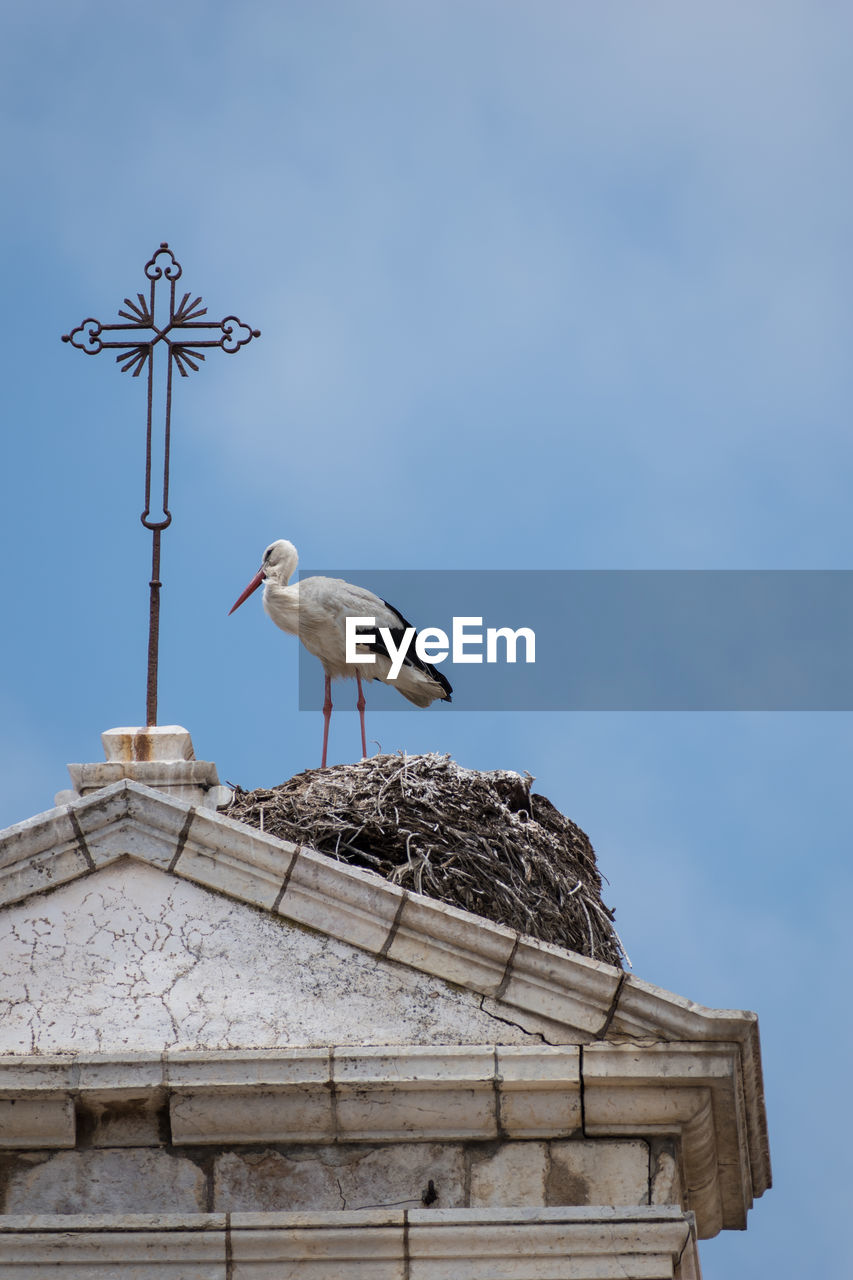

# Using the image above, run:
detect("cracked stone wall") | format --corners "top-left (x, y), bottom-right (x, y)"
top-left (0, 863), bottom-right (537, 1055)
top-left (0, 1121), bottom-right (680, 1216)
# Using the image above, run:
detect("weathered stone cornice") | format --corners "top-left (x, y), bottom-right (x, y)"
top-left (0, 1206), bottom-right (699, 1279)
top-left (0, 1041), bottom-right (755, 1238)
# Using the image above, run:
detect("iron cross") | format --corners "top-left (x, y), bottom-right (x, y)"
top-left (62, 242), bottom-right (261, 726)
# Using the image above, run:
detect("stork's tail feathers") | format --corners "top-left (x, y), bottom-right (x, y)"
top-left (370, 600), bottom-right (453, 708)
top-left (391, 670), bottom-right (453, 708)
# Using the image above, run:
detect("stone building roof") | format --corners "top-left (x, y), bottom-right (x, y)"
top-left (0, 769), bottom-right (770, 1242)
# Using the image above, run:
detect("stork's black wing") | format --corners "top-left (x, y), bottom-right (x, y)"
top-left (357, 598), bottom-right (453, 701)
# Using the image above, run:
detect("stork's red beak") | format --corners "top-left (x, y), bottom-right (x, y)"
top-left (229, 569), bottom-right (265, 615)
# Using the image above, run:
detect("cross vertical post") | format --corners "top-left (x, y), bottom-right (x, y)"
top-left (62, 242), bottom-right (261, 725)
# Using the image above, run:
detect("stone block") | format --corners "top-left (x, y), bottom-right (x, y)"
top-left (406, 1205), bottom-right (697, 1280)
top-left (547, 1139), bottom-right (650, 1207)
top-left (214, 1143), bottom-right (466, 1213)
top-left (229, 1210), bottom-right (406, 1279)
top-left (0, 1058), bottom-right (76, 1094)
top-left (3, 1148), bottom-right (208, 1214)
top-left (387, 894), bottom-right (516, 995)
top-left (75, 1053), bottom-right (166, 1095)
top-left (277, 847), bottom-right (406, 954)
top-left (333, 1045), bottom-right (496, 1085)
top-left (102, 727), bottom-right (195, 763)
top-left (608, 971), bottom-right (759, 1044)
top-left (469, 1142), bottom-right (549, 1207)
top-left (497, 1046), bottom-right (581, 1138)
top-left (214, 1149), bottom-right (343, 1212)
top-left (336, 1084), bottom-right (496, 1143)
top-left (499, 937), bottom-right (621, 1039)
top-left (171, 1087), bottom-right (335, 1145)
top-left (73, 783), bottom-right (180, 870)
top-left (584, 1082), bottom-right (708, 1133)
top-left (0, 806), bottom-right (89, 909)
top-left (334, 1047), bottom-right (498, 1142)
top-left (333, 1142), bottom-right (466, 1211)
top-left (0, 1097), bottom-right (75, 1149)
top-left (166, 1048), bottom-right (331, 1089)
top-left (66, 727), bottom-right (226, 810)
top-left (650, 1140), bottom-right (683, 1207)
top-left (174, 807), bottom-right (297, 911)
top-left (0, 1214), bottom-right (226, 1278)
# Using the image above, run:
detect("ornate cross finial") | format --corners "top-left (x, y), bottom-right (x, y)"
top-left (63, 242), bottom-right (261, 726)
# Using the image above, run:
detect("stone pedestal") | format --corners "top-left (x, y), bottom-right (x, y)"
top-left (56, 726), bottom-right (232, 811)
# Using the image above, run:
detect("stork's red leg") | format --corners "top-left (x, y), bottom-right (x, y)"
top-left (321, 675), bottom-right (332, 768)
top-left (356, 672), bottom-right (367, 759)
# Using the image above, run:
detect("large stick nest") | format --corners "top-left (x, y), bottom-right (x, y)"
top-left (225, 752), bottom-right (626, 968)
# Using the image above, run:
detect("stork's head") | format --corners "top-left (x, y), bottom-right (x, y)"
top-left (229, 539), bottom-right (299, 614)
top-left (261, 539), bottom-right (299, 585)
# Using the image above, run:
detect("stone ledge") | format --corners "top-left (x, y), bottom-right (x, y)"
top-left (583, 1041), bottom-right (752, 1238)
top-left (165, 1048), bottom-right (332, 1089)
top-left (501, 938), bottom-right (623, 1038)
top-left (608, 977), bottom-right (770, 1204)
top-left (406, 1205), bottom-right (699, 1280)
top-left (0, 1046), bottom-right (582, 1149)
top-left (0, 1216), bottom-right (227, 1279)
top-left (0, 807), bottom-right (90, 910)
top-left (166, 1045), bottom-right (580, 1146)
top-left (0, 1042), bottom-right (750, 1237)
top-left (0, 1207), bottom-right (699, 1280)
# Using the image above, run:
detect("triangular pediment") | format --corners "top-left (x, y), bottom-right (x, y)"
top-left (0, 780), bottom-right (761, 1053)
top-left (0, 858), bottom-right (537, 1055)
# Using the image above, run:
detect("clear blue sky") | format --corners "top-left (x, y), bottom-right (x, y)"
top-left (2, 4), bottom-right (852, 1273)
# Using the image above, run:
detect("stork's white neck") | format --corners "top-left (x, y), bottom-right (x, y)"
top-left (263, 579), bottom-right (300, 636)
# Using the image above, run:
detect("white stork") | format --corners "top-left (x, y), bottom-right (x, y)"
top-left (229, 539), bottom-right (452, 767)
